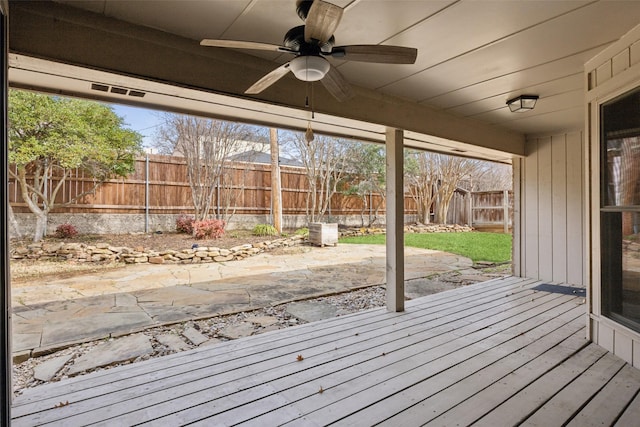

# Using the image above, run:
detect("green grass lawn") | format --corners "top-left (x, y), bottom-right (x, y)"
top-left (340, 232), bottom-right (512, 263)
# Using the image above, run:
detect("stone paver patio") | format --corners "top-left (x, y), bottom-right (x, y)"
top-left (11, 244), bottom-right (476, 360)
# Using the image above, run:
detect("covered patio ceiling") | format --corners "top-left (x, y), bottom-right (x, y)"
top-left (8, 54), bottom-right (513, 163)
top-left (9, 1), bottom-right (640, 163)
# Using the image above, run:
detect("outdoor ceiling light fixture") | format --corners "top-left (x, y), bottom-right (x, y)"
top-left (289, 56), bottom-right (330, 82)
top-left (506, 95), bottom-right (539, 112)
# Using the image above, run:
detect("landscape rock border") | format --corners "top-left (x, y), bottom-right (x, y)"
top-left (9, 223), bottom-right (473, 265)
top-left (10, 235), bottom-right (307, 265)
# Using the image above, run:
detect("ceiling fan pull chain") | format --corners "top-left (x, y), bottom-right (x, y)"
top-left (311, 82), bottom-right (315, 119)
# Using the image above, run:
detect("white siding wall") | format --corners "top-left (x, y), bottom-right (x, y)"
top-left (517, 132), bottom-right (585, 286)
top-left (585, 22), bottom-right (640, 368)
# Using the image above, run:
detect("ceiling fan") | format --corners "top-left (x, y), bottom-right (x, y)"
top-left (200, 0), bottom-right (418, 102)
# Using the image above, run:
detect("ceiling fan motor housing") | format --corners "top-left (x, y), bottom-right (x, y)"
top-left (284, 25), bottom-right (335, 54)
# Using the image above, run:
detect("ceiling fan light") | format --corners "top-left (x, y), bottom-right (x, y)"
top-left (507, 95), bottom-right (539, 112)
top-left (290, 56), bottom-right (330, 82)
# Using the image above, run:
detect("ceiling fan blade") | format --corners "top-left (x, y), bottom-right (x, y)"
top-left (304, 0), bottom-right (343, 43)
top-left (201, 39), bottom-right (286, 52)
top-left (321, 66), bottom-right (354, 102)
top-left (332, 45), bottom-right (418, 64)
top-left (245, 63), bottom-right (292, 94)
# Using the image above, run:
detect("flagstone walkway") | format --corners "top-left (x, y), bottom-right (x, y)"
top-left (11, 244), bottom-right (477, 360)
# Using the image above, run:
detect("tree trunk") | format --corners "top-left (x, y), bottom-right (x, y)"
top-left (422, 208), bottom-right (430, 224)
top-left (360, 194), bottom-right (367, 227)
top-left (270, 128), bottom-right (282, 233)
top-left (8, 204), bottom-right (22, 239)
top-left (435, 200), bottom-right (450, 224)
top-left (33, 211), bottom-right (48, 242)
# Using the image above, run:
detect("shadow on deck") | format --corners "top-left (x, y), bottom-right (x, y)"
top-left (11, 276), bottom-right (640, 426)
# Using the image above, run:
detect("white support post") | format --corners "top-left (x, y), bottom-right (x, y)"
top-left (386, 128), bottom-right (405, 312)
top-left (1, 5), bottom-right (12, 422)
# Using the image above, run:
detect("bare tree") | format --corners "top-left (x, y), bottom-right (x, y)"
top-left (432, 155), bottom-right (481, 224)
top-left (405, 151), bottom-right (485, 224)
top-left (405, 150), bottom-right (439, 224)
top-left (155, 113), bottom-right (256, 222)
top-left (469, 162), bottom-right (512, 191)
top-left (285, 132), bottom-right (352, 223)
top-left (343, 142), bottom-right (386, 227)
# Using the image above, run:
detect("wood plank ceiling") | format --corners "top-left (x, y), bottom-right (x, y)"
top-left (52, 0), bottom-right (640, 137)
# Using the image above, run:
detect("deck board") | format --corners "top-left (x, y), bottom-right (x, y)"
top-left (23, 278), bottom-right (542, 425)
top-left (567, 364), bottom-right (640, 426)
top-left (521, 352), bottom-right (626, 426)
top-left (11, 277), bottom-right (640, 426)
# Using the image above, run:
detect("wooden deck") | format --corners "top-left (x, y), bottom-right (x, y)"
top-left (11, 276), bottom-right (640, 426)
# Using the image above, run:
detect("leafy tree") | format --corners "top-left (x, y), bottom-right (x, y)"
top-left (8, 90), bottom-right (142, 242)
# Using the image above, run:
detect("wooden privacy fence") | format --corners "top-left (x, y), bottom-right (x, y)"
top-left (445, 190), bottom-right (512, 231)
top-left (471, 190), bottom-right (513, 232)
top-left (9, 154), bottom-right (511, 231)
top-left (8, 154), bottom-right (417, 220)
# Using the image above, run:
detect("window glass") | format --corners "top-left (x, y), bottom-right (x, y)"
top-left (601, 88), bottom-right (640, 330)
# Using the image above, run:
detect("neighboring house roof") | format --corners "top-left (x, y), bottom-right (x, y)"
top-left (229, 150), bottom-right (303, 167)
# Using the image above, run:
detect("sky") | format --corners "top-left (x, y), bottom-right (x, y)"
top-left (109, 103), bottom-right (163, 151)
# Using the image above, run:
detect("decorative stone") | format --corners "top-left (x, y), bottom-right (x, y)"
top-left (218, 322), bottom-right (256, 339)
top-left (286, 302), bottom-right (338, 323)
top-left (156, 333), bottom-right (191, 352)
top-left (67, 334), bottom-right (153, 376)
top-left (33, 354), bottom-right (73, 382)
top-left (41, 243), bottom-right (64, 252)
top-left (182, 327), bottom-right (209, 346)
top-left (148, 256), bottom-right (165, 264)
top-left (90, 248), bottom-right (112, 255)
top-left (250, 316), bottom-right (279, 327)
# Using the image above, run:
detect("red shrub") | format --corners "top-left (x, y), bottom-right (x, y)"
top-left (55, 223), bottom-right (78, 239)
top-left (175, 214), bottom-right (195, 234)
top-left (192, 219), bottom-right (226, 240)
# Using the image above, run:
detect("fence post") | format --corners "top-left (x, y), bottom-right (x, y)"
top-left (503, 189), bottom-right (509, 233)
top-left (468, 192), bottom-right (473, 227)
top-left (145, 154), bottom-right (149, 233)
